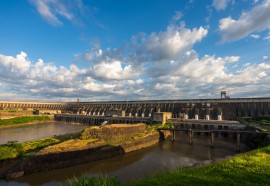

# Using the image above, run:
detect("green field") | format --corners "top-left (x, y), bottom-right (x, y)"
top-left (0, 116), bottom-right (52, 127)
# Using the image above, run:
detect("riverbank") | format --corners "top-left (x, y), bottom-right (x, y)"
top-left (129, 145), bottom-right (270, 186)
top-left (0, 116), bottom-right (53, 129)
top-left (68, 123), bottom-right (270, 186)
top-left (71, 145), bottom-right (270, 186)
top-left (0, 123), bottom-right (164, 179)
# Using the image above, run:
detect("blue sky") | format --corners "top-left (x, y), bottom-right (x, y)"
top-left (0, 0), bottom-right (270, 101)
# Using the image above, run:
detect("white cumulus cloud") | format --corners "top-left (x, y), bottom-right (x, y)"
top-left (91, 60), bottom-right (138, 81)
top-left (130, 23), bottom-right (208, 62)
top-left (219, 0), bottom-right (270, 42)
top-left (1, 16), bottom-right (270, 101)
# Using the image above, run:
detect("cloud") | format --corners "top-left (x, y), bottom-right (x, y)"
top-left (250, 34), bottom-right (260, 39)
top-left (78, 23), bottom-right (208, 70)
top-left (1, 19), bottom-right (270, 101)
top-left (91, 60), bottom-right (139, 81)
top-left (172, 11), bottom-right (182, 21)
top-left (148, 53), bottom-right (270, 99)
top-left (129, 23), bottom-right (208, 62)
top-left (0, 51), bottom-right (146, 101)
top-left (29, 0), bottom-right (87, 26)
top-left (219, 0), bottom-right (270, 42)
top-left (212, 0), bottom-right (231, 10)
top-left (264, 32), bottom-right (270, 41)
top-left (253, 0), bottom-right (260, 4)
top-left (1, 48), bottom-right (270, 101)
top-left (263, 56), bottom-right (270, 61)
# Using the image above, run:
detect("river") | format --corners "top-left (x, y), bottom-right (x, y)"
top-left (0, 122), bottom-right (88, 144)
top-left (0, 130), bottom-right (238, 186)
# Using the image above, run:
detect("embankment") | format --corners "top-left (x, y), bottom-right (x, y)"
top-left (0, 145), bottom-right (125, 179)
top-left (0, 123), bottom-right (164, 179)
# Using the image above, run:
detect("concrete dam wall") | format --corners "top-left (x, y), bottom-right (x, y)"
top-left (1, 98), bottom-right (270, 120)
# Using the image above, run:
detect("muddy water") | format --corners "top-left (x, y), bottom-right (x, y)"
top-left (0, 122), bottom-right (88, 144)
top-left (0, 132), bottom-right (238, 186)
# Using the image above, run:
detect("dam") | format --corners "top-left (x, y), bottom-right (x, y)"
top-left (0, 94), bottom-right (269, 185)
top-left (1, 96), bottom-right (270, 121)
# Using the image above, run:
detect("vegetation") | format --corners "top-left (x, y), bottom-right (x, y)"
top-left (0, 138), bottom-right (60, 161)
top-left (7, 110), bottom-right (17, 113)
top-left (54, 132), bottom-right (81, 141)
top-left (105, 130), bottom-right (154, 146)
top-left (67, 120), bottom-right (270, 186)
top-left (241, 116), bottom-right (270, 123)
top-left (68, 145), bottom-right (270, 186)
top-left (80, 124), bottom-right (158, 146)
top-left (162, 122), bottom-right (174, 128)
top-left (0, 133), bottom-right (81, 161)
top-left (130, 146), bottom-right (270, 186)
top-left (259, 119), bottom-right (270, 127)
top-left (0, 142), bottom-right (22, 160)
top-left (68, 176), bottom-right (121, 186)
top-left (0, 116), bottom-right (52, 127)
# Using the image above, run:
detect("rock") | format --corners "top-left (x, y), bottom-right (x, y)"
top-left (191, 162), bottom-right (202, 167)
top-left (6, 171), bottom-right (24, 179)
top-left (202, 160), bottom-right (212, 165)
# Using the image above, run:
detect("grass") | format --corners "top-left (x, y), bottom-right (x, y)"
top-left (67, 122), bottom-right (270, 186)
top-left (7, 110), bottom-right (17, 113)
top-left (37, 138), bottom-right (103, 155)
top-left (107, 124), bottom-right (160, 146)
top-left (0, 142), bottom-right (22, 160)
top-left (68, 145), bottom-right (270, 186)
top-left (130, 146), bottom-right (270, 186)
top-left (68, 176), bottom-right (121, 186)
top-left (0, 138), bottom-right (60, 161)
top-left (0, 123), bottom-right (159, 161)
top-left (240, 116), bottom-right (270, 125)
top-left (0, 133), bottom-right (81, 161)
top-left (54, 132), bottom-right (81, 141)
top-left (260, 119), bottom-right (270, 126)
top-left (162, 122), bottom-right (174, 128)
top-left (0, 116), bottom-right (52, 127)
top-left (80, 124), bottom-right (159, 146)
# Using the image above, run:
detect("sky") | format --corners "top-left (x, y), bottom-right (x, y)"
top-left (0, 0), bottom-right (270, 102)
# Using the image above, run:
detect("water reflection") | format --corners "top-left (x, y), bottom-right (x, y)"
top-left (0, 122), bottom-right (87, 144)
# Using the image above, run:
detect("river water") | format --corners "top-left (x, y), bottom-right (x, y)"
top-left (0, 122), bottom-right (88, 144)
top-left (0, 128), bottom-right (238, 186)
